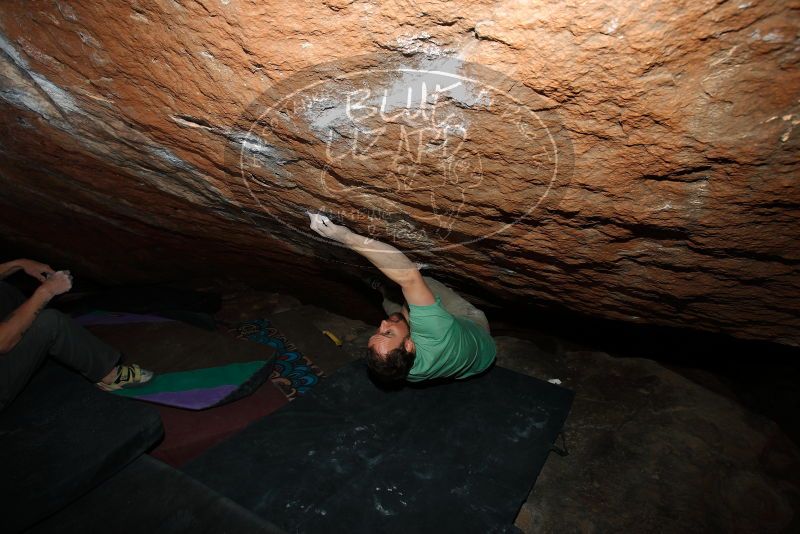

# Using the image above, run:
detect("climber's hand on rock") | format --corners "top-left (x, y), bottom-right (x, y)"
top-left (308, 212), bottom-right (352, 243)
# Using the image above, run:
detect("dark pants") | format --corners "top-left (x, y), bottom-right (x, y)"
top-left (0, 282), bottom-right (120, 411)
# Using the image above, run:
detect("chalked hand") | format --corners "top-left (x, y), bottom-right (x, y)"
top-left (40, 270), bottom-right (72, 298)
top-left (308, 212), bottom-right (351, 243)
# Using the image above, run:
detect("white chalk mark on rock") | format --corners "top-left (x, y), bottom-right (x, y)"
top-left (56, 2), bottom-right (78, 22)
top-left (602, 18), bottom-right (619, 35)
top-left (130, 12), bottom-right (149, 23)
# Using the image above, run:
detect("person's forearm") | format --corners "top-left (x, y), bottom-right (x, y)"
top-left (0, 260), bottom-right (22, 280)
top-left (0, 288), bottom-right (52, 353)
top-left (342, 232), bottom-right (418, 285)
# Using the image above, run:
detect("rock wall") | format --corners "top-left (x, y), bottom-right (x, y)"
top-left (0, 0), bottom-right (798, 344)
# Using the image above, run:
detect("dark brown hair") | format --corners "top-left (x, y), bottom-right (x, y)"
top-left (365, 343), bottom-right (415, 383)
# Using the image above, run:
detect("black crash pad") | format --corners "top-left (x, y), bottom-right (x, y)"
top-left (29, 455), bottom-right (286, 534)
top-left (0, 363), bottom-right (163, 533)
top-left (184, 361), bottom-right (574, 533)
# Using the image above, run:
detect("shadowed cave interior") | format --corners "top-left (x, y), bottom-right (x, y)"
top-left (0, 1), bottom-right (799, 533)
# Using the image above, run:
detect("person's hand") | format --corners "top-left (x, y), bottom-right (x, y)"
top-left (38, 270), bottom-right (73, 299)
top-left (308, 212), bottom-right (352, 243)
top-left (16, 259), bottom-right (55, 282)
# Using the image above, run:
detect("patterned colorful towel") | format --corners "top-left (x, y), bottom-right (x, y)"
top-left (112, 361), bottom-right (273, 410)
top-left (234, 319), bottom-right (324, 400)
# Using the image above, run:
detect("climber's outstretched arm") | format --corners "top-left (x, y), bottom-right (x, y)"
top-left (340, 232), bottom-right (435, 306)
top-left (308, 214), bottom-right (435, 306)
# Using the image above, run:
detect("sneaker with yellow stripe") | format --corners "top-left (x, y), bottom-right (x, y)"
top-left (96, 364), bottom-right (154, 392)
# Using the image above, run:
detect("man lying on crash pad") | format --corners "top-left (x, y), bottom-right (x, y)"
top-left (309, 213), bottom-right (496, 384)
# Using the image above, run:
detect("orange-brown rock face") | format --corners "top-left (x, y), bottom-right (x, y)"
top-left (0, 1), bottom-right (798, 344)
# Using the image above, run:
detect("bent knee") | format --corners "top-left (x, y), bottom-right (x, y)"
top-left (32, 309), bottom-right (68, 331)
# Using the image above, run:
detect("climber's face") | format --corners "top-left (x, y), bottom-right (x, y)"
top-left (368, 313), bottom-right (410, 357)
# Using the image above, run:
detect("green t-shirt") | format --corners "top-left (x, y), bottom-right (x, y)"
top-left (406, 296), bottom-right (497, 382)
